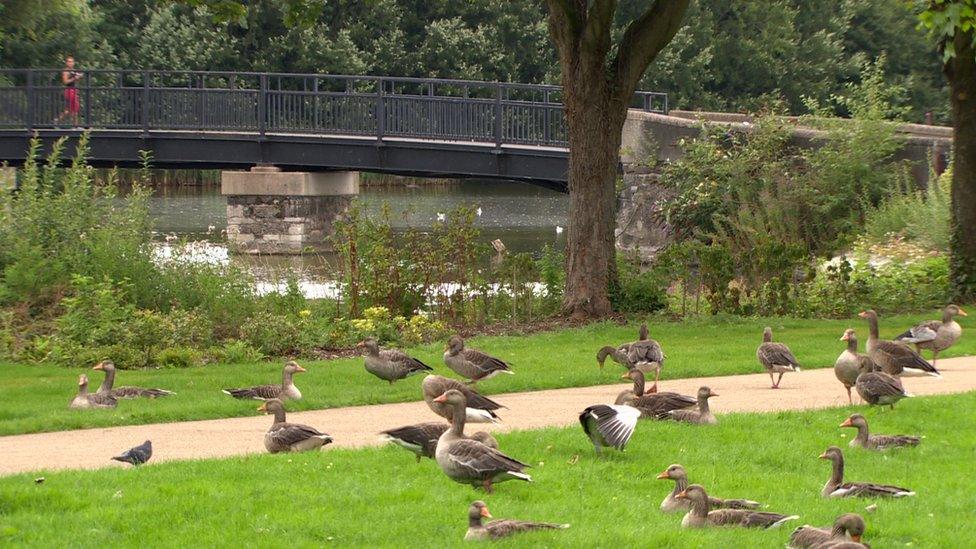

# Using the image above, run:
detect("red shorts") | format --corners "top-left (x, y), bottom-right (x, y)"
top-left (64, 88), bottom-right (80, 114)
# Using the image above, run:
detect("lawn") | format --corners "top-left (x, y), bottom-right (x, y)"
top-left (0, 392), bottom-right (971, 547)
top-left (1, 309), bottom-right (973, 436)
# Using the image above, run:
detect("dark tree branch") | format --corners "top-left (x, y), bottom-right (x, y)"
top-left (580, 0), bottom-right (616, 71)
top-left (612, 0), bottom-right (691, 102)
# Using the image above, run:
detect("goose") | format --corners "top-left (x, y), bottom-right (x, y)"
top-left (380, 422), bottom-right (497, 462)
top-left (835, 330), bottom-right (875, 404)
top-left (464, 501), bottom-right (569, 541)
top-left (667, 386), bottom-right (718, 424)
top-left (358, 337), bottom-right (432, 384)
top-left (257, 399), bottom-right (333, 453)
top-left (112, 440), bottom-right (152, 466)
top-left (896, 304), bottom-right (966, 366)
top-left (859, 310), bottom-right (940, 378)
top-left (578, 404), bottom-right (640, 455)
top-left (617, 370), bottom-right (696, 418)
top-left (819, 446), bottom-right (914, 498)
top-left (223, 361), bottom-right (306, 400)
top-left (855, 362), bottom-right (911, 409)
top-left (596, 323), bottom-right (665, 392)
top-left (93, 360), bottom-right (175, 399)
top-left (69, 374), bottom-right (117, 409)
top-left (433, 390), bottom-right (531, 492)
top-left (675, 484), bottom-right (798, 529)
top-left (840, 414), bottom-right (919, 450)
top-left (757, 326), bottom-right (801, 388)
top-left (422, 375), bottom-right (503, 424)
top-left (656, 464), bottom-right (760, 513)
top-left (443, 336), bottom-right (514, 383)
top-left (789, 513), bottom-right (866, 548)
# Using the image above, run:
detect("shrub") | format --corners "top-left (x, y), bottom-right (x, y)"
top-left (240, 312), bottom-right (301, 357)
top-left (213, 340), bottom-right (266, 364)
top-left (863, 167), bottom-right (951, 253)
top-left (610, 253), bottom-right (668, 313)
top-left (156, 347), bottom-right (203, 369)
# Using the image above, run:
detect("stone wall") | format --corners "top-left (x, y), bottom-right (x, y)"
top-left (225, 194), bottom-right (352, 254)
top-left (615, 164), bottom-right (672, 259)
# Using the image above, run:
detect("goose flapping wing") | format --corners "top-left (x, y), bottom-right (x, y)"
top-left (578, 404), bottom-right (639, 450)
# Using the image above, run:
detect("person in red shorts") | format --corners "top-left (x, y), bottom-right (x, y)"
top-left (55, 56), bottom-right (83, 127)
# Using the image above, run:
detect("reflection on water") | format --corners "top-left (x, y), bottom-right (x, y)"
top-left (144, 179), bottom-right (568, 290)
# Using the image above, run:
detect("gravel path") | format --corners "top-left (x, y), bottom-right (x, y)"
top-left (1, 356), bottom-right (973, 476)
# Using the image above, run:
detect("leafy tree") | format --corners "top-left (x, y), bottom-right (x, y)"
top-left (919, 0), bottom-right (976, 300)
top-left (136, 5), bottom-right (239, 71)
top-left (545, 1), bottom-right (691, 318)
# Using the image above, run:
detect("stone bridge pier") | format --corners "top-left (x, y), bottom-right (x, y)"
top-left (221, 166), bottom-right (358, 254)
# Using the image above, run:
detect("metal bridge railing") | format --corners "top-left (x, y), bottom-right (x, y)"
top-left (0, 69), bottom-right (668, 148)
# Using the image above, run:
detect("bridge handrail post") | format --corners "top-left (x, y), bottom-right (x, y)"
top-left (543, 89), bottom-right (551, 145)
top-left (494, 83), bottom-right (503, 148)
top-left (376, 77), bottom-right (385, 141)
top-left (142, 71), bottom-right (150, 135)
top-left (258, 73), bottom-right (268, 137)
top-left (84, 70), bottom-right (92, 128)
top-left (25, 70), bottom-right (34, 132)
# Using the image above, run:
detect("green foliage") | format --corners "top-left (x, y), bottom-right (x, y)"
top-left (863, 167), bottom-right (952, 252)
top-left (215, 339), bottom-right (265, 364)
top-left (239, 312), bottom-right (301, 357)
top-left (609, 254), bottom-right (668, 314)
top-left (918, 0), bottom-right (976, 61)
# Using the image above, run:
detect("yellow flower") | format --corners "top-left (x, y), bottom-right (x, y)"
top-left (298, 310), bottom-right (312, 319)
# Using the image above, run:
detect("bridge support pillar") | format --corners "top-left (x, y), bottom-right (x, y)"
top-left (221, 166), bottom-right (358, 254)
top-left (0, 166), bottom-right (15, 190)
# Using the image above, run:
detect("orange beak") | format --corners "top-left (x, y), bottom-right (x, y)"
top-left (840, 418), bottom-right (853, 427)
top-left (295, 365), bottom-right (307, 373)
top-left (655, 471), bottom-right (669, 480)
top-left (857, 311), bottom-right (868, 318)
top-left (433, 393), bottom-right (448, 403)
top-left (92, 362), bottom-right (104, 371)
top-left (851, 534), bottom-right (862, 542)
top-left (257, 403), bottom-right (267, 412)
top-left (356, 341), bottom-right (365, 348)
top-left (840, 333), bottom-right (849, 341)
top-left (480, 506), bottom-right (492, 518)
top-left (709, 391), bottom-right (719, 397)
top-left (818, 452), bottom-right (829, 460)
top-left (959, 308), bottom-right (968, 317)
top-left (674, 489), bottom-right (688, 500)
top-left (619, 373), bottom-right (630, 380)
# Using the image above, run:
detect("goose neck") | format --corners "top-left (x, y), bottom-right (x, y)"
top-left (98, 366), bottom-right (115, 393)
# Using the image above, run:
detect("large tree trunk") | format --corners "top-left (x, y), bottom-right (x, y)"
top-left (562, 86), bottom-right (626, 317)
top-left (947, 29), bottom-right (976, 301)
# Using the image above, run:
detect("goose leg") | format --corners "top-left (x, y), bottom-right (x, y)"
top-left (932, 350), bottom-right (939, 368)
top-left (768, 372), bottom-right (776, 388)
top-left (415, 454), bottom-right (422, 464)
top-left (845, 386), bottom-right (852, 405)
top-left (774, 372), bottom-right (784, 388)
top-left (482, 478), bottom-right (494, 494)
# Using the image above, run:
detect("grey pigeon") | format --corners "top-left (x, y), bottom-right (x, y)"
top-left (112, 440), bottom-right (152, 466)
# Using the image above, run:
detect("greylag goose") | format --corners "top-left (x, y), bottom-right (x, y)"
top-left (789, 513), bottom-right (866, 548)
top-left (835, 330), bottom-right (875, 405)
top-left (667, 386), bottom-right (718, 424)
top-left (617, 370), bottom-right (696, 418)
top-left (358, 337), bottom-right (433, 383)
top-left (433, 390), bottom-right (531, 492)
top-left (676, 484), bottom-right (798, 529)
top-left (93, 360), bottom-right (175, 399)
top-left (578, 404), bottom-right (640, 455)
top-left (112, 440), bottom-right (152, 466)
top-left (757, 327), bottom-right (801, 388)
top-left (69, 374), bottom-right (118, 409)
top-left (596, 323), bottom-right (666, 392)
top-left (819, 446), bottom-right (915, 498)
top-left (257, 399), bottom-right (333, 453)
top-left (840, 414), bottom-right (919, 450)
top-left (656, 464), bottom-right (760, 513)
top-left (223, 361), bottom-right (306, 400)
top-left (380, 422), bottom-right (497, 463)
top-left (855, 363), bottom-right (911, 409)
top-left (896, 304), bottom-right (966, 366)
top-left (464, 501), bottom-right (569, 541)
top-left (859, 310), bottom-right (940, 378)
top-left (443, 335), bottom-right (513, 383)
top-left (422, 375), bottom-right (503, 424)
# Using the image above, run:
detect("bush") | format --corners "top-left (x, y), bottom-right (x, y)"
top-left (863, 167), bottom-right (951, 253)
top-left (610, 254), bottom-right (668, 313)
top-left (156, 347), bottom-right (203, 369)
top-left (240, 312), bottom-right (301, 357)
top-left (215, 340), bottom-right (266, 364)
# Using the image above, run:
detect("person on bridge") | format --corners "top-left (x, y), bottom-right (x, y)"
top-left (55, 56), bottom-right (83, 127)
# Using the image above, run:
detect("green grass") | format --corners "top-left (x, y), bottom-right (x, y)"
top-left (1, 309), bottom-right (973, 436)
top-left (1, 392), bottom-right (972, 547)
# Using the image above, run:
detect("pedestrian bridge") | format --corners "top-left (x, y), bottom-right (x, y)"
top-left (0, 69), bottom-right (668, 188)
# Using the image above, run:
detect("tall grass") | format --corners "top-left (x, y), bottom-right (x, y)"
top-left (863, 166), bottom-right (951, 252)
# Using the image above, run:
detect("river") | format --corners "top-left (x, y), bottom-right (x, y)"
top-left (145, 179), bottom-right (568, 294)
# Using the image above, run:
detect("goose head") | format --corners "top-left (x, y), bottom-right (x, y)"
top-left (836, 513), bottom-right (866, 542)
top-left (468, 500), bottom-right (492, 522)
top-left (674, 484), bottom-right (708, 503)
top-left (656, 463), bottom-right (687, 482)
top-left (92, 359), bottom-right (115, 372)
top-left (946, 304), bottom-right (967, 318)
top-left (840, 328), bottom-right (856, 342)
top-left (698, 386), bottom-right (718, 400)
top-left (283, 361), bottom-right (307, 375)
top-left (445, 335), bottom-right (464, 355)
top-left (762, 326), bottom-right (773, 342)
top-left (257, 398), bottom-right (286, 414)
top-left (819, 445), bottom-right (844, 463)
top-left (839, 414), bottom-right (867, 430)
top-left (358, 337), bottom-right (380, 355)
top-left (432, 389), bottom-right (467, 408)
top-left (857, 310), bottom-right (877, 320)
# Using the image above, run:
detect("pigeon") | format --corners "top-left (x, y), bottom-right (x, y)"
top-left (112, 440), bottom-right (153, 466)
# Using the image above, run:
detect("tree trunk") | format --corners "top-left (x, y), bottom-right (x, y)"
top-left (947, 29), bottom-right (976, 301)
top-left (562, 87), bottom-right (626, 318)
